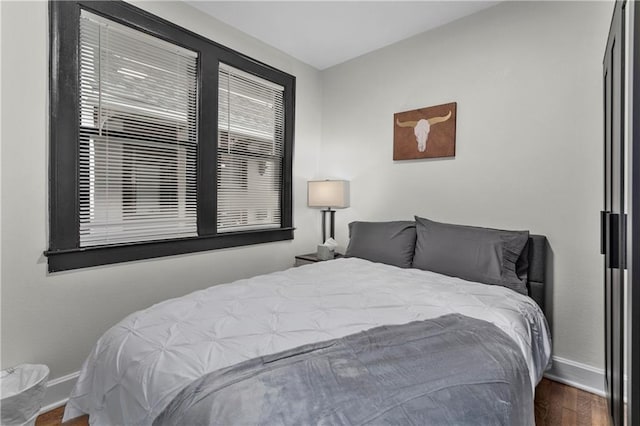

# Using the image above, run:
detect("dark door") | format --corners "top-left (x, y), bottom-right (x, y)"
top-left (630, 1), bottom-right (640, 424)
top-left (602, 2), bottom-right (626, 425)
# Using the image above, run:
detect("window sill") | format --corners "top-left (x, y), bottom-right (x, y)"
top-left (45, 227), bottom-right (295, 272)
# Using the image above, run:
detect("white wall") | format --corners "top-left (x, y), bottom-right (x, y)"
top-left (0, 0), bottom-right (323, 380)
top-left (320, 1), bottom-right (612, 369)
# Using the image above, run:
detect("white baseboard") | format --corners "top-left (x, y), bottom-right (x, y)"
top-left (545, 355), bottom-right (629, 402)
top-left (37, 356), bottom-right (619, 415)
top-left (40, 371), bottom-right (80, 414)
top-left (544, 355), bottom-right (606, 396)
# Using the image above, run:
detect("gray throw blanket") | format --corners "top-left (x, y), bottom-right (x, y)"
top-left (154, 314), bottom-right (532, 426)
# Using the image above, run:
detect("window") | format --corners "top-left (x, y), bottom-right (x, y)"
top-left (78, 10), bottom-right (198, 246)
top-left (217, 64), bottom-right (284, 232)
top-left (47, 1), bottom-right (295, 272)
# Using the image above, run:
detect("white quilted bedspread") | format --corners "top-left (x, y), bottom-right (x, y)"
top-left (64, 258), bottom-right (551, 425)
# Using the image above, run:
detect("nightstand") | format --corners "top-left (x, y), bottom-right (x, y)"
top-left (294, 252), bottom-right (343, 267)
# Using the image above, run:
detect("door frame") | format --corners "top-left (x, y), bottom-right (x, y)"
top-left (603, 2), bottom-right (626, 424)
top-left (628, 1), bottom-right (639, 423)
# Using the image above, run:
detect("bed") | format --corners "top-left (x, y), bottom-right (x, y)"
top-left (63, 218), bottom-right (551, 425)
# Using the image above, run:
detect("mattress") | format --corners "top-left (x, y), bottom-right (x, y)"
top-left (64, 257), bottom-right (552, 425)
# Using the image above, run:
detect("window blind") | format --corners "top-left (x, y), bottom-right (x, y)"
top-left (217, 63), bottom-right (285, 232)
top-left (78, 10), bottom-right (198, 246)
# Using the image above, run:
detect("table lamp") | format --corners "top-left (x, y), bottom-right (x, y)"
top-left (307, 180), bottom-right (350, 242)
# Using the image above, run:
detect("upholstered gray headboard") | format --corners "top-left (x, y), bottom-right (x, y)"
top-left (527, 235), bottom-right (547, 314)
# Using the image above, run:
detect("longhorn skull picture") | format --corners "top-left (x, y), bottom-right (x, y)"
top-left (393, 102), bottom-right (457, 160)
top-left (396, 110), bottom-right (452, 152)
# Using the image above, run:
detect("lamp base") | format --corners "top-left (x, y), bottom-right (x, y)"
top-left (321, 208), bottom-right (336, 243)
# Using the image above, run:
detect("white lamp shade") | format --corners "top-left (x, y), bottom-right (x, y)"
top-left (307, 180), bottom-right (350, 208)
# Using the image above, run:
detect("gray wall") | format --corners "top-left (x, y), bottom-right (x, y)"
top-left (319, 1), bottom-right (612, 369)
top-left (0, 0), bottom-right (323, 378)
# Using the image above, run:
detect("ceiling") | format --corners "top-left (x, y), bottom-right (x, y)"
top-left (187, 1), bottom-right (500, 70)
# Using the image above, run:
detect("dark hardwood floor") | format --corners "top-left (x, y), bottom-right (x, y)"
top-left (36, 378), bottom-right (608, 426)
top-left (534, 378), bottom-right (609, 425)
top-left (35, 407), bottom-right (87, 426)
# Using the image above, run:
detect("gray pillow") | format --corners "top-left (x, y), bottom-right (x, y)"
top-left (412, 216), bottom-right (530, 295)
top-left (346, 221), bottom-right (416, 268)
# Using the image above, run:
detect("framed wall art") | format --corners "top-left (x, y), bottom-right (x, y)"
top-left (394, 102), bottom-right (457, 160)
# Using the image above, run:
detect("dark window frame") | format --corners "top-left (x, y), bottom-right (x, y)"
top-left (46, 0), bottom-right (295, 272)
